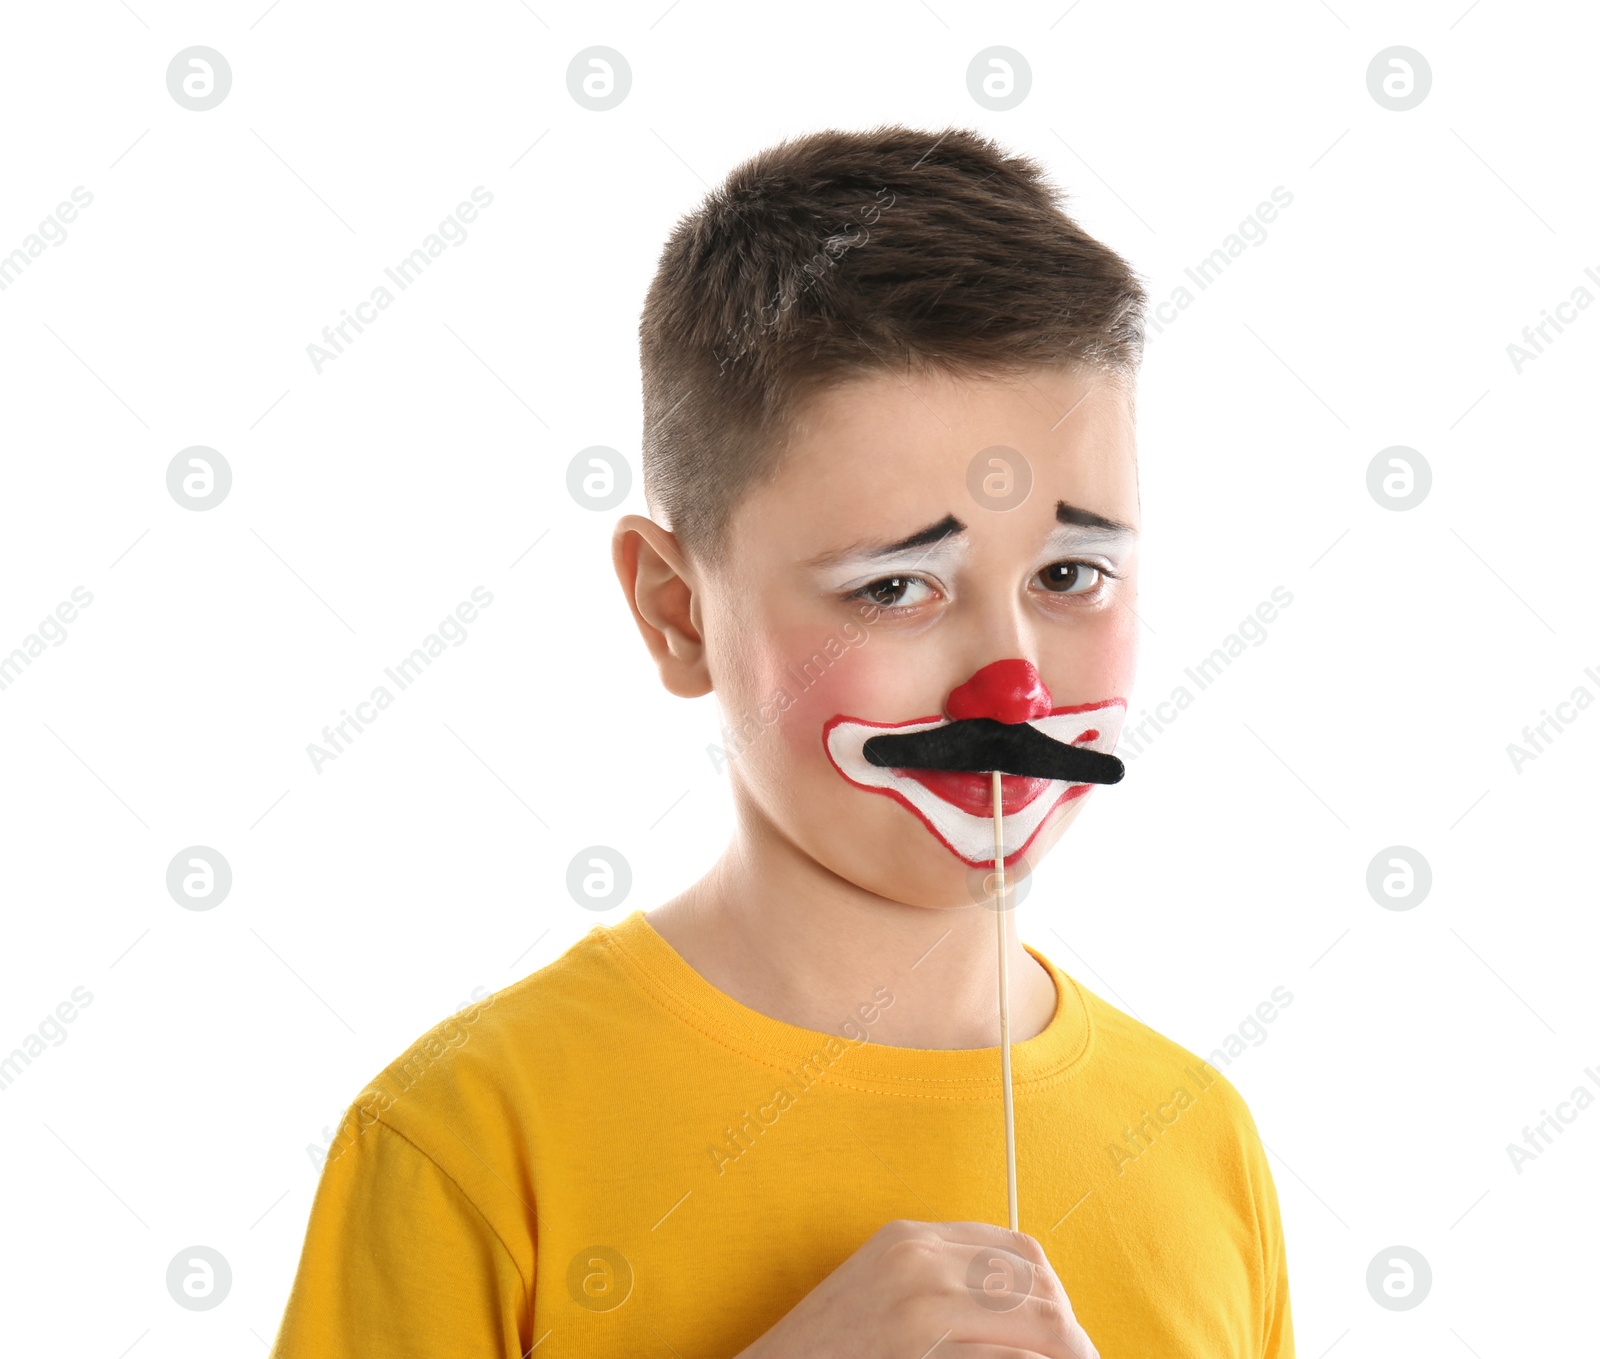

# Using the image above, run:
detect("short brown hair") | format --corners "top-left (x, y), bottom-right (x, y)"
top-left (638, 123), bottom-right (1147, 567)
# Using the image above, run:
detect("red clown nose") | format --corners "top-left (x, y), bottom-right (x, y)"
top-left (944, 659), bottom-right (1054, 724)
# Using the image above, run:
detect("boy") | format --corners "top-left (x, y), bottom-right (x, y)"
top-left (269, 124), bottom-right (1293, 1357)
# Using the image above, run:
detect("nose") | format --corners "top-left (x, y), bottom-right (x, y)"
top-left (945, 659), bottom-right (1053, 724)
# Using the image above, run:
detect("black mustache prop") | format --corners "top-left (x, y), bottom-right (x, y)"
top-left (862, 717), bottom-right (1125, 785)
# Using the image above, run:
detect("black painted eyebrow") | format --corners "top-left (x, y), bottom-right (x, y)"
top-left (809, 512), bottom-right (966, 566)
top-left (1056, 500), bottom-right (1135, 535)
top-left (875, 512), bottom-right (966, 556)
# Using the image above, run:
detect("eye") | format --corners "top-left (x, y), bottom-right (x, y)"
top-left (849, 575), bottom-right (936, 610)
top-left (1035, 561), bottom-right (1105, 595)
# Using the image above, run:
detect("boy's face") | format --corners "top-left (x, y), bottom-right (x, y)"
top-left (695, 364), bottom-right (1138, 908)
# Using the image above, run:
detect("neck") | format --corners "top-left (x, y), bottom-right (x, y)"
top-left (644, 804), bottom-right (1057, 1050)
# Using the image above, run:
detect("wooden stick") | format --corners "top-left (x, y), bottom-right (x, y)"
top-left (992, 769), bottom-right (1019, 1232)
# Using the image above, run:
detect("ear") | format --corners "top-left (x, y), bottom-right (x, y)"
top-left (611, 515), bottom-right (712, 699)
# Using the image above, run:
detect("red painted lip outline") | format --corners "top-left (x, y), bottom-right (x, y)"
top-left (821, 698), bottom-right (1127, 868)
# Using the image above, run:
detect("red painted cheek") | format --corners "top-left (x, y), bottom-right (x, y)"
top-left (763, 624), bottom-right (926, 754)
top-left (1058, 620), bottom-right (1138, 704)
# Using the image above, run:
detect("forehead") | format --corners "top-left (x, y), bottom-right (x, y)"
top-left (730, 364), bottom-right (1139, 559)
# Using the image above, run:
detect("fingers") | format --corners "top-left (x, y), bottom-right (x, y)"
top-left (872, 1221), bottom-right (1097, 1359)
top-left (876, 1219), bottom-right (1048, 1258)
top-left (908, 1221), bottom-right (1068, 1302)
top-left (941, 1322), bottom-right (1099, 1359)
top-left (946, 1347), bottom-right (1099, 1359)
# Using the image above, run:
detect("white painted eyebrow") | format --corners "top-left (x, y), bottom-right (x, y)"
top-left (820, 532), bottom-right (969, 584)
top-left (1037, 520), bottom-right (1136, 553)
top-left (810, 501), bottom-right (1134, 587)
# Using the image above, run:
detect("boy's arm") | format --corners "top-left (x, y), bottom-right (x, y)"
top-left (268, 1117), bottom-right (530, 1359)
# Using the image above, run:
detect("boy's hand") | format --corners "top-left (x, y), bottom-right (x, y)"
top-left (735, 1218), bottom-right (1100, 1358)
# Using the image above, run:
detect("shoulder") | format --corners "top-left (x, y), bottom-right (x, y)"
top-left (1065, 969), bottom-right (1270, 1163)
top-left (1064, 973), bottom-right (1285, 1258)
top-left (322, 918), bottom-right (631, 1185)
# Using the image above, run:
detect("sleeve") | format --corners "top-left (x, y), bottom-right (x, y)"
top-left (1253, 1139), bottom-right (1294, 1359)
top-left (268, 1118), bottom-right (531, 1359)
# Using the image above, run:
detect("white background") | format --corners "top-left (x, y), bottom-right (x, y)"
top-left (1, 1), bottom-right (1595, 1355)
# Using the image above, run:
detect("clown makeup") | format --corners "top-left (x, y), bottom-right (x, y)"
top-left (617, 363), bottom-right (1141, 910)
top-left (808, 500), bottom-right (1136, 870)
top-left (824, 693), bottom-right (1128, 868)
top-left (810, 500), bottom-right (1136, 604)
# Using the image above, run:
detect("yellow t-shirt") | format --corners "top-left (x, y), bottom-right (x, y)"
top-left (269, 910), bottom-right (1293, 1358)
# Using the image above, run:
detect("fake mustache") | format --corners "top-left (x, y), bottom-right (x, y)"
top-left (862, 717), bottom-right (1125, 785)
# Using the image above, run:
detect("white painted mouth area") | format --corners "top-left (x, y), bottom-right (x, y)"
top-left (824, 702), bottom-right (1126, 867)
